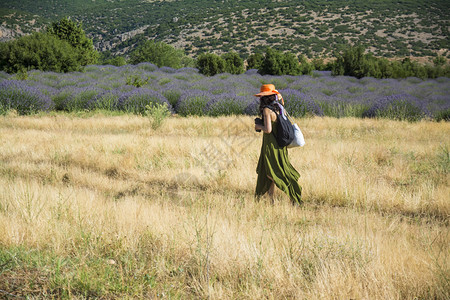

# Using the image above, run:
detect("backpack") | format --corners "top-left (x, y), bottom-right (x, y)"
top-left (263, 103), bottom-right (295, 148)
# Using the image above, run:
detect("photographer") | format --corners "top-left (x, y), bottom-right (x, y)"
top-left (254, 84), bottom-right (302, 205)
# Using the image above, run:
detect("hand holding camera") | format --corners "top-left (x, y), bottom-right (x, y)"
top-left (254, 117), bottom-right (263, 132)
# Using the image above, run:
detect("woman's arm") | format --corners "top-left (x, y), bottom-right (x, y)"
top-left (255, 108), bottom-right (273, 134)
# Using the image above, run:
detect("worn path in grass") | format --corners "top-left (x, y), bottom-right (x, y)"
top-left (0, 114), bottom-right (448, 299)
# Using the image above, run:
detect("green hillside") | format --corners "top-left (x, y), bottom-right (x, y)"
top-left (1, 0), bottom-right (449, 59)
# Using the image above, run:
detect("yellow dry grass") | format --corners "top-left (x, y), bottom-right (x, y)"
top-left (0, 114), bottom-right (448, 299)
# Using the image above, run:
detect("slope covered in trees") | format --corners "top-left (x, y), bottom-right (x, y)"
top-left (1, 0), bottom-right (449, 59)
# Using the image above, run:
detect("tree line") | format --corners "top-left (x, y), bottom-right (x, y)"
top-left (0, 18), bottom-right (448, 79)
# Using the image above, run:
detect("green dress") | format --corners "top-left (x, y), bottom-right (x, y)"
top-left (255, 120), bottom-right (302, 204)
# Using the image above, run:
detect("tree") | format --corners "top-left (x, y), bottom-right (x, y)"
top-left (433, 56), bottom-right (447, 67)
top-left (47, 17), bottom-right (98, 66)
top-left (222, 51), bottom-right (244, 74)
top-left (180, 55), bottom-right (196, 68)
top-left (281, 52), bottom-right (301, 75)
top-left (246, 52), bottom-right (264, 70)
top-left (312, 56), bottom-right (326, 71)
top-left (330, 44), bottom-right (448, 79)
top-left (0, 32), bottom-right (80, 73)
top-left (196, 53), bottom-right (225, 76)
top-left (332, 45), bottom-right (368, 78)
top-left (129, 40), bottom-right (186, 68)
top-left (259, 48), bottom-right (283, 75)
top-left (332, 45), bottom-right (387, 78)
top-left (298, 55), bottom-right (314, 75)
top-left (258, 48), bottom-right (301, 75)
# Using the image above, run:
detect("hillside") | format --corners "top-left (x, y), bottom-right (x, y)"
top-left (0, 0), bottom-right (449, 59)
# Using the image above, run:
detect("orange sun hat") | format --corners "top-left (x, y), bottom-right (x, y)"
top-left (254, 84), bottom-right (281, 97)
top-left (254, 84), bottom-right (284, 105)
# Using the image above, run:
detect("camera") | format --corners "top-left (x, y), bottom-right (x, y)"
top-left (254, 117), bottom-right (263, 132)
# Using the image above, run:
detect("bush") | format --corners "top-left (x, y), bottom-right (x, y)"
top-left (92, 89), bottom-right (123, 111)
top-left (14, 70), bottom-right (28, 80)
top-left (0, 32), bottom-right (81, 73)
top-left (364, 94), bottom-right (428, 121)
top-left (0, 71), bottom-right (10, 80)
top-left (176, 67), bottom-right (199, 74)
top-left (246, 53), bottom-right (264, 70)
top-left (332, 45), bottom-right (372, 79)
top-left (259, 48), bottom-right (301, 76)
top-left (332, 45), bottom-right (449, 79)
top-left (102, 56), bottom-right (127, 67)
top-left (52, 89), bottom-right (74, 110)
top-left (318, 100), bottom-right (370, 118)
top-left (176, 90), bottom-right (212, 116)
top-left (299, 55), bottom-right (314, 75)
top-left (434, 108), bottom-right (450, 122)
top-left (281, 89), bottom-right (323, 117)
top-left (196, 53), bottom-right (226, 76)
top-left (145, 102), bottom-right (171, 129)
top-left (159, 66), bottom-right (177, 74)
top-left (222, 52), bottom-right (244, 75)
top-left (129, 41), bottom-right (186, 68)
top-left (126, 75), bottom-right (150, 88)
top-left (245, 69), bottom-right (259, 75)
top-left (259, 48), bottom-right (283, 75)
top-left (59, 87), bottom-right (104, 112)
top-left (118, 89), bottom-right (171, 114)
top-left (244, 98), bottom-right (260, 116)
top-left (135, 62), bottom-right (158, 72)
top-left (160, 87), bottom-right (183, 107)
top-left (0, 80), bottom-right (54, 115)
top-left (205, 93), bottom-right (249, 116)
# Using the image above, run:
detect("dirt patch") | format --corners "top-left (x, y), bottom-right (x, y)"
top-left (375, 29), bottom-right (387, 37)
top-left (267, 27), bottom-right (295, 36)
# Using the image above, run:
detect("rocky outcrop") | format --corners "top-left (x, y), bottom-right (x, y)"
top-left (93, 25), bottom-right (150, 51)
top-left (117, 25), bottom-right (149, 42)
top-left (0, 26), bottom-right (18, 42)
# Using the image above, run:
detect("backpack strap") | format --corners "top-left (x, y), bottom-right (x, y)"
top-left (262, 101), bottom-right (289, 120)
top-left (284, 108), bottom-right (294, 123)
top-left (267, 100), bottom-right (287, 120)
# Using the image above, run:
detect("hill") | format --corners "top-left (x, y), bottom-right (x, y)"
top-left (0, 0), bottom-right (449, 59)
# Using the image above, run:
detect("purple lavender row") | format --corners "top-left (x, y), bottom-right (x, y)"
top-left (0, 64), bottom-right (449, 120)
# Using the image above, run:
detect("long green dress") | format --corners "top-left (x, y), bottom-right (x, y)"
top-left (255, 120), bottom-right (302, 204)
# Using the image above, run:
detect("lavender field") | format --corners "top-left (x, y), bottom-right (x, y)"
top-left (1, 63), bottom-right (449, 121)
top-left (1, 64), bottom-right (449, 298)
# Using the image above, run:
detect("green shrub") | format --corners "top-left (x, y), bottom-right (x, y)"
top-left (145, 102), bottom-right (171, 129)
top-left (130, 41), bottom-right (186, 68)
top-left (102, 56), bottom-right (127, 67)
top-left (196, 53), bottom-right (226, 76)
top-left (222, 51), bottom-right (244, 74)
top-left (246, 53), bottom-right (264, 70)
top-left (258, 48), bottom-right (302, 76)
top-left (126, 75), bottom-right (150, 88)
top-left (0, 32), bottom-right (81, 73)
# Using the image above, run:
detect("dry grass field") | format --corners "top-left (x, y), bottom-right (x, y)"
top-left (0, 113), bottom-right (449, 299)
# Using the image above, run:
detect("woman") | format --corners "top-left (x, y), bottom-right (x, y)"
top-left (254, 84), bottom-right (302, 205)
